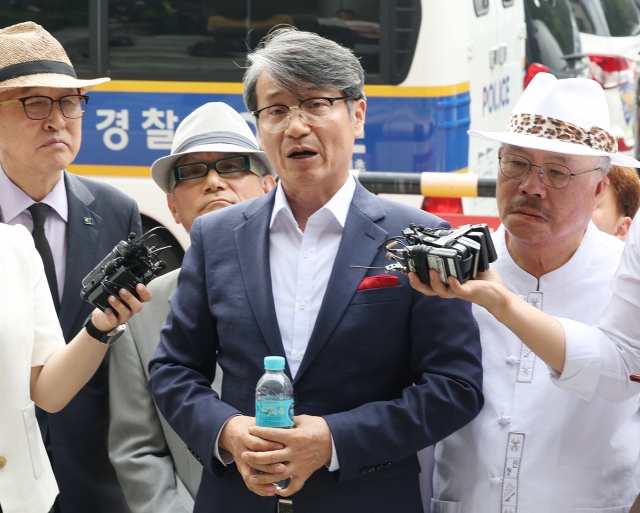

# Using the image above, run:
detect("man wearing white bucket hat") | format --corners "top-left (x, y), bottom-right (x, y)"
top-left (0, 22), bottom-right (142, 513)
top-left (108, 102), bottom-right (275, 513)
top-left (411, 72), bottom-right (640, 512)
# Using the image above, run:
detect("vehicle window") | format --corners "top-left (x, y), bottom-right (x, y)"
top-left (599, 0), bottom-right (640, 36)
top-left (525, 0), bottom-right (588, 77)
top-left (0, 0), bottom-right (90, 76)
top-left (568, 0), bottom-right (610, 35)
top-left (106, 0), bottom-right (412, 83)
top-left (474, 0), bottom-right (490, 16)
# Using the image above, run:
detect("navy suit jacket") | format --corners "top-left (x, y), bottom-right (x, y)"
top-left (149, 182), bottom-right (483, 513)
top-left (41, 172), bottom-right (140, 513)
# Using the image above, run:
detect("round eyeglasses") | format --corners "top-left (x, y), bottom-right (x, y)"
top-left (251, 96), bottom-right (356, 133)
top-left (0, 94), bottom-right (89, 120)
top-left (498, 153), bottom-right (604, 190)
top-left (173, 155), bottom-right (261, 183)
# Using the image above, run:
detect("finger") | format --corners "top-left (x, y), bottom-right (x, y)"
top-left (243, 434), bottom-right (285, 453)
top-left (242, 448), bottom-right (291, 466)
top-left (446, 276), bottom-right (466, 295)
top-left (134, 283), bottom-right (152, 302)
top-left (95, 305), bottom-right (119, 330)
top-left (107, 293), bottom-right (136, 322)
top-left (447, 277), bottom-right (480, 299)
top-left (246, 480), bottom-right (278, 497)
top-left (408, 272), bottom-right (436, 296)
top-left (118, 288), bottom-right (143, 314)
top-left (247, 462), bottom-right (288, 474)
top-left (248, 467), bottom-right (290, 485)
top-left (428, 270), bottom-right (453, 296)
top-left (249, 426), bottom-right (292, 444)
top-left (236, 462), bottom-right (277, 497)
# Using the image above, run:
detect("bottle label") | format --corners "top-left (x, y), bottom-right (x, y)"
top-left (255, 399), bottom-right (294, 428)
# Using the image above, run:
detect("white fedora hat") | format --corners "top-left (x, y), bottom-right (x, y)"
top-left (151, 102), bottom-right (275, 193)
top-left (0, 22), bottom-right (109, 93)
top-left (469, 72), bottom-right (640, 167)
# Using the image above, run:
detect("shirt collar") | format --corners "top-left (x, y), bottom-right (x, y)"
top-left (0, 163), bottom-right (68, 223)
top-left (495, 221), bottom-right (613, 290)
top-left (269, 173), bottom-right (357, 229)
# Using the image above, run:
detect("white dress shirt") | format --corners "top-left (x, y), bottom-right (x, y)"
top-left (557, 216), bottom-right (640, 403)
top-left (0, 164), bottom-right (68, 302)
top-left (432, 223), bottom-right (640, 512)
top-left (269, 175), bottom-right (356, 378)
top-left (215, 175), bottom-right (356, 470)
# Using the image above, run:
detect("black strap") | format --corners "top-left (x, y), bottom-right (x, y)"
top-left (0, 60), bottom-right (77, 82)
top-left (28, 203), bottom-right (60, 313)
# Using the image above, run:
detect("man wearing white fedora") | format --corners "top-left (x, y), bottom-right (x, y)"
top-left (415, 72), bottom-right (640, 512)
top-left (0, 22), bottom-right (141, 513)
top-left (108, 102), bottom-right (276, 513)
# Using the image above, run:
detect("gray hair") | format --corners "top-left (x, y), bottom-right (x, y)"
top-left (597, 156), bottom-right (612, 175)
top-left (243, 27), bottom-right (365, 115)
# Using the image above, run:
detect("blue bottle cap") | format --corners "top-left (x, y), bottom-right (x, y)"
top-left (264, 356), bottom-right (285, 370)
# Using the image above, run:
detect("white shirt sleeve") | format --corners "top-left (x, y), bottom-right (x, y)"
top-left (327, 435), bottom-right (340, 471)
top-left (552, 218), bottom-right (640, 403)
top-left (23, 227), bottom-right (65, 367)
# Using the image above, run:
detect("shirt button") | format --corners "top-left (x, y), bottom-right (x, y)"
top-left (295, 353), bottom-right (303, 361)
top-left (0, 456), bottom-right (6, 469)
top-left (303, 250), bottom-right (311, 258)
top-left (299, 301), bottom-right (306, 309)
top-left (499, 415), bottom-right (511, 425)
top-left (506, 356), bottom-right (520, 365)
top-left (490, 476), bottom-right (503, 485)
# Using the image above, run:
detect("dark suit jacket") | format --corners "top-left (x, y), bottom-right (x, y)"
top-left (149, 182), bottom-right (483, 513)
top-left (40, 172), bottom-right (140, 513)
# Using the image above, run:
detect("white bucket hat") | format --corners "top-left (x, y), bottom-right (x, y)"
top-left (151, 102), bottom-right (275, 193)
top-left (469, 72), bottom-right (640, 167)
top-left (0, 22), bottom-right (109, 93)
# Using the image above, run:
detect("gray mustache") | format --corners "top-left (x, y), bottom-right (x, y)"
top-left (505, 199), bottom-right (553, 222)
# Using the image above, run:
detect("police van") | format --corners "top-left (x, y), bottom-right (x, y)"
top-left (0, 0), bottom-right (525, 265)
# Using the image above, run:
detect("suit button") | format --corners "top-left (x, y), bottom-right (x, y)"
top-left (0, 456), bottom-right (6, 468)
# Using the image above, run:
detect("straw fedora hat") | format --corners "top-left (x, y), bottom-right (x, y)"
top-left (151, 102), bottom-right (276, 193)
top-left (469, 72), bottom-right (640, 167)
top-left (0, 22), bottom-right (109, 93)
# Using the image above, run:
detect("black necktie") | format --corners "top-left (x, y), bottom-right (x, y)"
top-left (28, 203), bottom-right (60, 313)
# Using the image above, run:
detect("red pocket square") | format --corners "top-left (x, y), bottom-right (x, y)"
top-left (357, 275), bottom-right (399, 291)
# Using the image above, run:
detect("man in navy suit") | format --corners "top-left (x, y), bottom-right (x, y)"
top-left (149, 28), bottom-right (483, 513)
top-left (0, 23), bottom-right (138, 512)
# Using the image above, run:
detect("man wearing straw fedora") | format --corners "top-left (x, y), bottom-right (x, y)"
top-left (0, 22), bottom-right (141, 513)
top-left (108, 102), bottom-right (276, 513)
top-left (418, 72), bottom-right (640, 512)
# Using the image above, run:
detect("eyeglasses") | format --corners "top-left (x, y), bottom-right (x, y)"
top-left (0, 94), bottom-right (89, 120)
top-left (251, 96), bottom-right (355, 133)
top-left (498, 153), bottom-right (604, 189)
top-left (173, 155), bottom-right (261, 183)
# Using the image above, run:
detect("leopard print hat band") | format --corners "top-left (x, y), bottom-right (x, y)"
top-left (506, 114), bottom-right (618, 154)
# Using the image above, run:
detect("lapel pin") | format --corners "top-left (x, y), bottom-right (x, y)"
top-left (84, 217), bottom-right (94, 225)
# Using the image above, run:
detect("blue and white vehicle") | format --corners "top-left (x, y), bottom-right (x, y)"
top-left (2, 0), bottom-right (525, 260)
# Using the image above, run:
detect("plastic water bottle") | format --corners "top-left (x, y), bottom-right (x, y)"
top-left (255, 356), bottom-right (294, 490)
